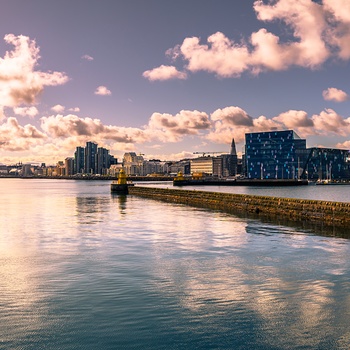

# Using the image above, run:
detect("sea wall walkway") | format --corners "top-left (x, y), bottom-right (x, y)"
top-left (128, 186), bottom-right (350, 229)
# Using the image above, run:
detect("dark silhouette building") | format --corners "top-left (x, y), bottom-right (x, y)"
top-left (303, 147), bottom-right (350, 180)
top-left (74, 146), bottom-right (85, 174)
top-left (97, 147), bottom-right (110, 175)
top-left (84, 141), bottom-right (98, 174)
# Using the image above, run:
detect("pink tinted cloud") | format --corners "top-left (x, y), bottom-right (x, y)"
top-left (40, 114), bottom-right (148, 143)
top-left (13, 106), bottom-right (39, 118)
top-left (312, 108), bottom-right (350, 136)
top-left (322, 87), bottom-right (349, 102)
top-left (0, 34), bottom-right (68, 107)
top-left (81, 54), bottom-right (94, 61)
top-left (207, 106), bottom-right (279, 143)
top-left (180, 32), bottom-right (250, 78)
top-left (142, 65), bottom-right (187, 81)
top-left (0, 117), bottom-right (46, 151)
top-left (144, 0), bottom-right (350, 80)
top-left (94, 86), bottom-right (111, 96)
top-left (147, 110), bottom-right (211, 141)
top-left (272, 110), bottom-right (314, 137)
top-left (51, 104), bottom-right (65, 113)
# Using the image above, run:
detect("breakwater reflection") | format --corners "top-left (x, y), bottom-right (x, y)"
top-left (1, 179), bottom-right (350, 349)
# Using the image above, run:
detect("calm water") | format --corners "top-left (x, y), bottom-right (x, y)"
top-left (1, 179), bottom-right (350, 349)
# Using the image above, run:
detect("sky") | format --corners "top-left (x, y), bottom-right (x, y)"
top-left (1, 0), bottom-right (350, 165)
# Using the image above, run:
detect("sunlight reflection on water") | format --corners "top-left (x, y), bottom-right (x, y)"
top-left (1, 179), bottom-right (350, 349)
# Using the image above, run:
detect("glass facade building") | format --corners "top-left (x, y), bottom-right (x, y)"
top-left (303, 147), bottom-right (350, 180)
top-left (84, 141), bottom-right (98, 174)
top-left (74, 146), bottom-right (85, 174)
top-left (245, 130), bottom-right (308, 179)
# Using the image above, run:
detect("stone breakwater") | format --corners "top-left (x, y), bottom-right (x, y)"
top-left (128, 186), bottom-right (350, 229)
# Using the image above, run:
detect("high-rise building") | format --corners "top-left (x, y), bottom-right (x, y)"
top-left (74, 146), bottom-right (85, 174)
top-left (96, 147), bottom-right (110, 175)
top-left (84, 141), bottom-right (98, 174)
top-left (245, 130), bottom-right (308, 179)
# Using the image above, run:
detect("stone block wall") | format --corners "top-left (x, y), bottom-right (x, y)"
top-left (128, 186), bottom-right (350, 228)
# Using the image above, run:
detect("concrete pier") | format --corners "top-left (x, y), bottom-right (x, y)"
top-left (128, 186), bottom-right (350, 230)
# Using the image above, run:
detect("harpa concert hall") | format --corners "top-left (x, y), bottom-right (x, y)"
top-left (245, 130), bottom-right (350, 181)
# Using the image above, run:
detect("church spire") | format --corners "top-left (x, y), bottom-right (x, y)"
top-left (230, 138), bottom-right (237, 156)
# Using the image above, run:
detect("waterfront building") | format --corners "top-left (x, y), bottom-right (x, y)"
top-left (245, 130), bottom-right (308, 179)
top-left (22, 164), bottom-right (33, 177)
top-left (303, 147), bottom-right (350, 180)
top-left (65, 157), bottom-right (75, 176)
top-left (190, 156), bottom-right (223, 177)
top-left (96, 147), bottom-right (110, 175)
top-left (168, 160), bottom-right (191, 175)
top-left (34, 164), bottom-right (46, 176)
top-left (74, 146), bottom-right (85, 174)
top-left (0, 165), bottom-right (8, 174)
top-left (109, 155), bottom-right (117, 166)
top-left (123, 152), bottom-right (144, 176)
top-left (55, 161), bottom-right (65, 176)
top-left (108, 164), bottom-right (124, 177)
top-left (84, 142), bottom-right (98, 174)
top-left (143, 159), bottom-right (167, 175)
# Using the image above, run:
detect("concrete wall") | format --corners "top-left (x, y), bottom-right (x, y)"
top-left (128, 186), bottom-right (350, 229)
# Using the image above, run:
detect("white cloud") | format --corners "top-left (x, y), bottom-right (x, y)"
top-left (40, 114), bottom-right (148, 143)
top-left (324, 0), bottom-right (350, 23)
top-left (208, 106), bottom-right (257, 143)
top-left (144, 0), bottom-right (350, 79)
top-left (0, 117), bottom-right (46, 151)
top-left (143, 65), bottom-right (187, 81)
top-left (68, 107), bottom-right (80, 112)
top-left (272, 110), bottom-right (314, 137)
top-left (211, 106), bottom-right (254, 126)
top-left (13, 106), bottom-right (38, 117)
top-left (0, 34), bottom-right (69, 107)
top-left (51, 104), bottom-right (65, 113)
top-left (81, 54), bottom-right (94, 61)
top-left (147, 110), bottom-right (211, 141)
top-left (312, 108), bottom-right (350, 136)
top-left (322, 87), bottom-right (348, 102)
top-left (253, 0), bottom-right (329, 69)
top-left (94, 86), bottom-right (111, 96)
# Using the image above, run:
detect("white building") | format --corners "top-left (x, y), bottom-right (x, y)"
top-left (123, 152), bottom-right (144, 175)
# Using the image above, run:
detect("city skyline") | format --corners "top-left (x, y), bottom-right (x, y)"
top-left (1, 0), bottom-right (350, 165)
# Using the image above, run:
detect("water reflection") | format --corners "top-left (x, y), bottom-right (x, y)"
top-left (75, 196), bottom-right (110, 225)
top-left (111, 194), bottom-right (127, 214)
top-left (147, 217), bottom-right (350, 348)
top-left (2, 179), bottom-right (350, 349)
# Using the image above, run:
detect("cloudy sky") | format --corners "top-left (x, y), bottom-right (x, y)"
top-left (1, 0), bottom-right (350, 164)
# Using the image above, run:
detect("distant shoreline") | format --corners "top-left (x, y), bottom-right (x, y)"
top-left (0, 175), bottom-right (174, 181)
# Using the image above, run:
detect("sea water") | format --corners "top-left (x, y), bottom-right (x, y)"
top-left (1, 179), bottom-right (350, 349)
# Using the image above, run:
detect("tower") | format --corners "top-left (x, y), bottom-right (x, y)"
top-left (74, 146), bottom-right (85, 174)
top-left (84, 141), bottom-right (98, 174)
top-left (230, 138), bottom-right (237, 156)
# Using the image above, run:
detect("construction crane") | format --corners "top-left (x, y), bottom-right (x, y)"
top-left (193, 151), bottom-right (226, 157)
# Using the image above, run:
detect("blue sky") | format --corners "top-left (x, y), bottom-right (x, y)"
top-left (1, 0), bottom-right (350, 164)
